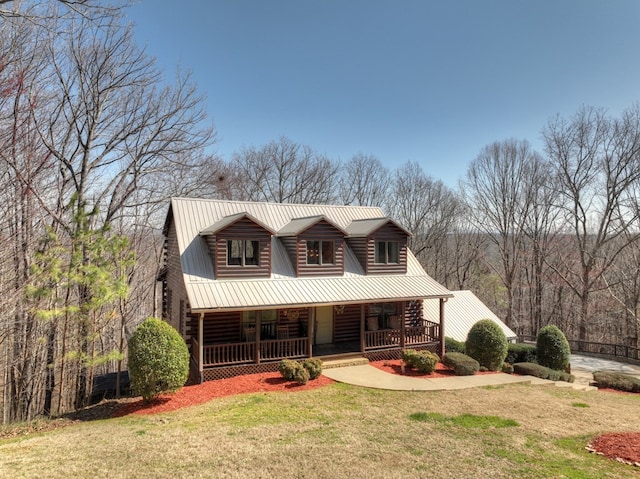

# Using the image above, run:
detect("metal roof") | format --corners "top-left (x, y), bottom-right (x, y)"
top-left (345, 217), bottom-right (412, 237)
top-left (199, 212), bottom-right (275, 236)
top-left (423, 290), bottom-right (517, 342)
top-left (277, 215), bottom-right (347, 237)
top-left (169, 197), bottom-right (452, 311)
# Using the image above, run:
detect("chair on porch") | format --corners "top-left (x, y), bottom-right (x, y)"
top-left (244, 326), bottom-right (256, 342)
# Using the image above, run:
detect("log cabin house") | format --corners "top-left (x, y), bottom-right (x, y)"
top-left (160, 197), bottom-right (453, 382)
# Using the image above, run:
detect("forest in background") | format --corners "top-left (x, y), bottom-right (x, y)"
top-left (1, 1), bottom-right (639, 423)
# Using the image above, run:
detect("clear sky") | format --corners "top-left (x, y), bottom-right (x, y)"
top-left (126, 0), bottom-right (640, 187)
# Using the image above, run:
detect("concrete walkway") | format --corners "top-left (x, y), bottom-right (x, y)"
top-left (322, 354), bottom-right (638, 392)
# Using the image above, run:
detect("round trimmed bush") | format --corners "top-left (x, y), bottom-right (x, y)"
top-left (536, 325), bottom-right (570, 371)
top-left (128, 317), bottom-right (190, 401)
top-left (465, 319), bottom-right (508, 371)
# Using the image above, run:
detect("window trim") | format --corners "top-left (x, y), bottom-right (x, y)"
top-left (226, 239), bottom-right (260, 267)
top-left (306, 239), bottom-right (335, 265)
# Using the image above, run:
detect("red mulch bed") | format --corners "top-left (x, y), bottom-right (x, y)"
top-left (370, 359), bottom-right (500, 377)
top-left (114, 372), bottom-right (334, 417)
top-left (588, 432), bottom-right (640, 466)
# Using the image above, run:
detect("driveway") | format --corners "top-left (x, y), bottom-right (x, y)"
top-left (570, 354), bottom-right (640, 385)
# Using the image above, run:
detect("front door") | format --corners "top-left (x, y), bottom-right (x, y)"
top-left (315, 306), bottom-right (334, 345)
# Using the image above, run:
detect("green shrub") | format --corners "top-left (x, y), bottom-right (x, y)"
top-left (501, 362), bottom-right (514, 374)
top-left (302, 359), bottom-right (323, 380)
top-left (293, 366), bottom-right (310, 385)
top-left (465, 319), bottom-right (508, 371)
top-left (505, 343), bottom-right (537, 364)
top-left (442, 352), bottom-right (480, 376)
top-left (592, 371), bottom-right (640, 393)
top-left (128, 317), bottom-right (190, 401)
top-left (402, 349), bottom-right (439, 374)
top-left (445, 336), bottom-right (465, 353)
top-left (278, 359), bottom-right (300, 380)
top-left (513, 362), bottom-right (574, 383)
top-left (536, 325), bottom-right (570, 371)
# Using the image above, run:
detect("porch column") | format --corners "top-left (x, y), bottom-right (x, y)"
top-left (439, 298), bottom-right (446, 358)
top-left (360, 304), bottom-right (366, 352)
top-left (198, 312), bottom-right (204, 377)
top-left (400, 302), bottom-right (406, 350)
top-left (308, 307), bottom-right (314, 358)
top-left (255, 311), bottom-right (261, 364)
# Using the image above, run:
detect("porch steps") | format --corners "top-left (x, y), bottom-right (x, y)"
top-left (320, 355), bottom-right (370, 369)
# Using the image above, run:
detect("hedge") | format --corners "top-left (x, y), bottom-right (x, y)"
top-left (513, 362), bottom-right (574, 383)
top-left (442, 352), bottom-right (479, 376)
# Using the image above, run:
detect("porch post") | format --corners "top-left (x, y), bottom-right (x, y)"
top-left (439, 298), bottom-right (446, 358)
top-left (400, 301), bottom-right (406, 350)
top-left (255, 311), bottom-right (261, 364)
top-left (308, 307), bottom-right (314, 358)
top-left (360, 304), bottom-right (366, 352)
top-left (198, 312), bottom-right (204, 377)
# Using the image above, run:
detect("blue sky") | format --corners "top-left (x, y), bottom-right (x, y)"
top-left (126, 0), bottom-right (640, 187)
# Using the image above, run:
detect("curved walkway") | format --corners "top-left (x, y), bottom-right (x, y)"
top-left (322, 354), bottom-right (637, 392)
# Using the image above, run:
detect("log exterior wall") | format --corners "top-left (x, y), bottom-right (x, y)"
top-left (282, 220), bottom-right (345, 277)
top-left (211, 217), bottom-right (272, 279)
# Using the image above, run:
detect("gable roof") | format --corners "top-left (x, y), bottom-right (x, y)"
top-left (199, 212), bottom-right (276, 236)
top-left (277, 215), bottom-right (347, 237)
top-left (345, 217), bottom-right (412, 237)
top-left (423, 290), bottom-right (517, 342)
top-left (167, 197), bottom-right (452, 311)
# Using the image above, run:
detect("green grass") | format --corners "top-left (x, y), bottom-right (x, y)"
top-left (1, 382), bottom-right (639, 478)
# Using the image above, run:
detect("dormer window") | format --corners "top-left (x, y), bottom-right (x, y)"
top-left (306, 240), bottom-right (334, 265)
top-left (375, 240), bottom-right (399, 264)
top-left (227, 239), bottom-right (259, 266)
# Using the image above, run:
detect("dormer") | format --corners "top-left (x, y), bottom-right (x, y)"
top-left (199, 212), bottom-right (274, 279)
top-left (346, 218), bottom-right (411, 274)
top-left (277, 215), bottom-right (346, 277)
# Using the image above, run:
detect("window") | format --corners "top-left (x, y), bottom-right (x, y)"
top-left (227, 240), bottom-right (259, 266)
top-left (375, 241), bottom-right (399, 264)
top-left (306, 240), bottom-right (334, 265)
top-left (367, 302), bottom-right (399, 330)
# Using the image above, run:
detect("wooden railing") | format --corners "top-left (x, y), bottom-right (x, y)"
top-left (200, 338), bottom-right (308, 367)
top-left (365, 322), bottom-right (440, 350)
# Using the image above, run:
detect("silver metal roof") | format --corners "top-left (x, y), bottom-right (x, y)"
top-left (423, 290), bottom-right (517, 342)
top-left (199, 211), bottom-right (275, 236)
top-left (169, 197), bottom-right (452, 311)
top-left (277, 215), bottom-right (347, 237)
top-left (345, 217), bottom-right (412, 237)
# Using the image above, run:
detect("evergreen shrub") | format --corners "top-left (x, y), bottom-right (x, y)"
top-left (442, 352), bottom-right (480, 376)
top-left (513, 362), bottom-right (574, 382)
top-left (536, 325), bottom-right (571, 371)
top-left (445, 336), bottom-right (466, 354)
top-left (505, 343), bottom-right (537, 364)
top-left (302, 359), bottom-right (323, 380)
top-left (592, 371), bottom-right (640, 393)
top-left (128, 317), bottom-right (190, 401)
top-left (465, 319), bottom-right (508, 371)
top-left (402, 349), bottom-right (439, 374)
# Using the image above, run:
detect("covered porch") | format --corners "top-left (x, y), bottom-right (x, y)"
top-left (189, 298), bottom-right (447, 382)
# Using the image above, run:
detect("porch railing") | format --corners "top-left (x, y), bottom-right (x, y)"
top-left (201, 338), bottom-right (308, 367)
top-left (365, 322), bottom-right (440, 350)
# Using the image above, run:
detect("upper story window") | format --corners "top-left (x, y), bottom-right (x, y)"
top-left (227, 239), bottom-right (259, 266)
top-left (375, 241), bottom-right (399, 264)
top-left (306, 240), bottom-right (334, 265)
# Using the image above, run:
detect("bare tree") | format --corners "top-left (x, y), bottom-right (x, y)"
top-left (337, 153), bottom-right (390, 207)
top-left (461, 139), bottom-right (541, 330)
top-left (0, 4), bottom-right (216, 420)
top-left (389, 161), bottom-right (460, 279)
top-left (543, 105), bottom-right (640, 341)
top-left (229, 137), bottom-right (339, 204)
